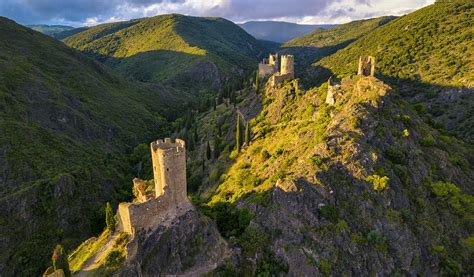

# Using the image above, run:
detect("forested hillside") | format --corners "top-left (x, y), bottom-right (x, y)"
top-left (315, 0), bottom-right (473, 142)
top-left (0, 17), bottom-right (190, 275)
top-left (63, 14), bottom-right (267, 91)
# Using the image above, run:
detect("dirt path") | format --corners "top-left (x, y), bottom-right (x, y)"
top-left (74, 232), bottom-right (118, 276)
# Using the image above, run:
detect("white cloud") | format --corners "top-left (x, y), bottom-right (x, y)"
top-left (0, 0), bottom-right (436, 26)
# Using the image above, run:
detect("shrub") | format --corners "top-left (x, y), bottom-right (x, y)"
top-left (421, 135), bottom-right (435, 147)
top-left (104, 250), bottom-right (125, 271)
top-left (261, 150), bottom-right (271, 160)
top-left (209, 202), bottom-right (253, 238)
top-left (367, 230), bottom-right (387, 251)
top-left (366, 175), bottom-right (390, 192)
top-left (320, 205), bottom-right (339, 223)
top-left (52, 244), bottom-right (70, 276)
top-left (105, 202), bottom-right (116, 232)
top-left (430, 181), bottom-right (461, 197)
top-left (385, 146), bottom-right (407, 164)
top-left (317, 259), bottom-right (332, 276)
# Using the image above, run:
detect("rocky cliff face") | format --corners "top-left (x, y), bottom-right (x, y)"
top-left (118, 208), bottom-right (228, 276)
top-left (198, 76), bottom-right (473, 275)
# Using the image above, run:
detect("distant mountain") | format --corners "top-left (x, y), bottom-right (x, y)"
top-left (52, 26), bottom-right (89, 40)
top-left (239, 21), bottom-right (337, 43)
top-left (26, 24), bottom-right (74, 36)
top-left (63, 14), bottom-right (267, 91)
top-left (0, 16), bottom-right (190, 275)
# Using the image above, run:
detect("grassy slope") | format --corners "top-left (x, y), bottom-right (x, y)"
top-left (315, 1), bottom-right (474, 142)
top-left (0, 17), bottom-right (189, 275)
top-left (200, 76), bottom-right (473, 274)
top-left (284, 16), bottom-right (395, 48)
top-left (63, 14), bottom-right (266, 89)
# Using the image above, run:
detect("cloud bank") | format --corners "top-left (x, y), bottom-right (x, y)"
top-left (0, 0), bottom-right (435, 26)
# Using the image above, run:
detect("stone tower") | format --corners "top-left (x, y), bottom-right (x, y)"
top-left (150, 138), bottom-right (187, 206)
top-left (358, 56), bottom-right (376, 77)
top-left (280, 54), bottom-right (295, 78)
top-left (269, 53), bottom-right (279, 68)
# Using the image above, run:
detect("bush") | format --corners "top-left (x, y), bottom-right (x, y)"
top-left (385, 146), bottom-right (407, 164)
top-left (208, 202), bottom-right (253, 238)
top-left (421, 135), bottom-right (435, 147)
top-left (105, 202), bottom-right (116, 232)
top-left (104, 250), bottom-right (125, 271)
top-left (52, 244), bottom-right (70, 276)
top-left (366, 175), bottom-right (390, 192)
top-left (367, 230), bottom-right (387, 251)
top-left (320, 205), bottom-right (339, 223)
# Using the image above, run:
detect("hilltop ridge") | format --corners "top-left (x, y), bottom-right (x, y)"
top-left (63, 14), bottom-right (267, 90)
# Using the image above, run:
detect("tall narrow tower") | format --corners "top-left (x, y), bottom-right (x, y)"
top-left (150, 138), bottom-right (187, 206)
top-left (280, 55), bottom-right (294, 78)
top-left (358, 56), bottom-right (376, 77)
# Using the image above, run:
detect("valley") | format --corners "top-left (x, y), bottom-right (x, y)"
top-left (0, 0), bottom-right (472, 276)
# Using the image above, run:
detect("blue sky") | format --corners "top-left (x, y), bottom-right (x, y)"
top-left (0, 0), bottom-right (435, 26)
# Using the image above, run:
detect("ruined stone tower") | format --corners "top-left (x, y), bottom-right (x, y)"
top-left (150, 138), bottom-right (187, 206)
top-left (280, 54), bottom-right (295, 79)
top-left (117, 138), bottom-right (191, 235)
top-left (358, 56), bottom-right (376, 77)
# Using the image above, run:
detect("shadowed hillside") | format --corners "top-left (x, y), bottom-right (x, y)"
top-left (63, 14), bottom-right (267, 91)
top-left (0, 17), bottom-right (190, 275)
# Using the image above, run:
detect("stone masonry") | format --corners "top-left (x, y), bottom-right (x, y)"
top-left (358, 56), bottom-right (376, 77)
top-left (269, 54), bottom-right (295, 87)
top-left (258, 53), bottom-right (279, 78)
top-left (117, 138), bottom-right (192, 235)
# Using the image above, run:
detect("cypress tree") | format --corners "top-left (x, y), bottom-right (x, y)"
top-left (52, 244), bottom-right (70, 276)
top-left (235, 114), bottom-right (241, 152)
top-left (255, 71), bottom-right (259, 92)
top-left (206, 141), bottom-right (212, 160)
top-left (194, 127), bottom-right (199, 143)
top-left (245, 121), bottom-right (251, 146)
top-left (213, 134), bottom-right (220, 160)
top-left (105, 202), bottom-right (115, 232)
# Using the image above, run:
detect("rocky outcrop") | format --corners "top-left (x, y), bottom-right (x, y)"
top-left (118, 208), bottom-right (228, 276)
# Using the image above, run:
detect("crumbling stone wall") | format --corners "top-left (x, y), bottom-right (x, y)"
top-left (258, 53), bottom-right (279, 78)
top-left (358, 56), bottom-right (376, 77)
top-left (117, 138), bottom-right (191, 236)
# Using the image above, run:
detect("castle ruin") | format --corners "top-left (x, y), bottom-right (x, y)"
top-left (325, 77), bottom-right (337, 106)
top-left (269, 54), bottom-right (295, 87)
top-left (358, 56), bottom-right (376, 77)
top-left (117, 138), bottom-right (192, 235)
top-left (258, 53), bottom-right (279, 78)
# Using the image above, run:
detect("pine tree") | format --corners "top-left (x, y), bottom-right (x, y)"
top-left (52, 244), bottom-right (70, 276)
top-left (206, 140), bottom-right (211, 160)
top-left (245, 121), bottom-right (251, 146)
top-left (235, 114), bottom-right (241, 152)
top-left (105, 202), bottom-right (115, 232)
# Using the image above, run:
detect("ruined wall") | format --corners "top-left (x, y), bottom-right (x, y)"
top-left (258, 63), bottom-right (277, 78)
top-left (269, 73), bottom-right (293, 87)
top-left (258, 53), bottom-right (279, 78)
top-left (118, 138), bottom-right (191, 235)
top-left (358, 56), bottom-right (376, 77)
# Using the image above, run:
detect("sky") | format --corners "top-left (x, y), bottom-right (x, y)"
top-left (0, 0), bottom-right (435, 27)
